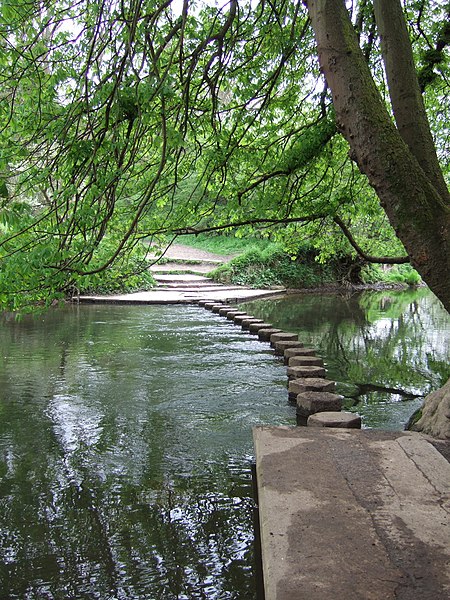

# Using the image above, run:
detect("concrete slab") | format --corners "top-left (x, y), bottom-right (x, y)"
top-left (253, 427), bottom-right (450, 600)
top-left (75, 288), bottom-right (285, 304)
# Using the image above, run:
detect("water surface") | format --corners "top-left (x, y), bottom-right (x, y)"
top-left (0, 304), bottom-right (290, 599)
top-left (241, 287), bottom-right (449, 429)
top-left (0, 289), bottom-right (448, 598)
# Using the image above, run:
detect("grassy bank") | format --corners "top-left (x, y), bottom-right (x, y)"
top-left (180, 234), bottom-right (421, 289)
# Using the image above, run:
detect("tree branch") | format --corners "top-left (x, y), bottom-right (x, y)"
top-left (334, 216), bottom-right (409, 264)
top-left (172, 214), bottom-right (328, 236)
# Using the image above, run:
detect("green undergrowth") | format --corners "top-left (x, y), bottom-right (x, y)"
top-left (177, 234), bottom-right (421, 290)
top-left (209, 244), bottom-right (335, 288)
top-left (361, 264), bottom-right (422, 287)
top-left (204, 240), bottom-right (421, 290)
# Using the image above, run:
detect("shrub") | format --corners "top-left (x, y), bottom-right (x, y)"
top-left (361, 263), bottom-right (421, 286)
top-left (210, 244), bottom-right (332, 288)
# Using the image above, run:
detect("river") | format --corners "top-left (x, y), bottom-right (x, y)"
top-left (0, 288), bottom-right (448, 599)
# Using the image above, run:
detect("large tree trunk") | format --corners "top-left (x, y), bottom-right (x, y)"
top-left (373, 0), bottom-right (450, 204)
top-left (305, 0), bottom-right (450, 312)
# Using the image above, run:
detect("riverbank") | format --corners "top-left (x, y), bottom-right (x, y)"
top-left (149, 242), bottom-right (422, 295)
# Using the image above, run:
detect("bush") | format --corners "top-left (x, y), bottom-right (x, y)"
top-left (361, 264), bottom-right (421, 286)
top-left (76, 244), bottom-right (156, 294)
top-left (210, 244), bottom-right (333, 288)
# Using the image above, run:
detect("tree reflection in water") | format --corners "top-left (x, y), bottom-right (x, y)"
top-left (1, 305), bottom-right (287, 599)
top-left (242, 288), bottom-right (449, 429)
top-left (0, 290), bottom-right (448, 597)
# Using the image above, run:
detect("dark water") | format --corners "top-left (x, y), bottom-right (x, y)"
top-left (0, 289), bottom-right (448, 599)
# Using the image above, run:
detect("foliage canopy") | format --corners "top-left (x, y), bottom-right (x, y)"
top-left (0, 0), bottom-right (449, 310)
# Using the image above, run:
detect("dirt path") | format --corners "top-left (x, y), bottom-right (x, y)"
top-left (160, 243), bottom-right (236, 263)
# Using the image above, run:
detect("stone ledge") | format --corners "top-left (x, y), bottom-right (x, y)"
top-left (253, 427), bottom-right (450, 600)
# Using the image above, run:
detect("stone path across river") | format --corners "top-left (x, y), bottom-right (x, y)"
top-left (76, 243), bottom-right (286, 304)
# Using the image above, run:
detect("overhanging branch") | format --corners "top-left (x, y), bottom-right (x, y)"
top-left (334, 216), bottom-right (409, 264)
top-left (172, 214), bottom-right (328, 235)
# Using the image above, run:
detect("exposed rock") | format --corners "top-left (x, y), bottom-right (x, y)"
top-left (410, 379), bottom-right (450, 440)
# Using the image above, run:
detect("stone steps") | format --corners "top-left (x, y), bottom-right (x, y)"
top-left (76, 250), bottom-right (286, 303)
top-left (150, 258), bottom-right (222, 276)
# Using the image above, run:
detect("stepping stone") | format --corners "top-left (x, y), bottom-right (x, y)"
top-left (248, 322), bottom-right (273, 333)
top-left (270, 332), bottom-right (298, 347)
top-left (212, 304), bottom-right (228, 313)
top-left (288, 377), bottom-right (336, 401)
top-left (307, 411), bottom-right (362, 429)
top-left (288, 356), bottom-right (324, 367)
top-left (296, 391), bottom-right (344, 418)
top-left (242, 318), bottom-right (265, 330)
top-left (257, 328), bottom-right (283, 342)
top-left (218, 306), bottom-right (235, 315)
top-left (227, 311), bottom-right (248, 320)
top-left (287, 365), bottom-right (327, 380)
top-left (234, 314), bottom-right (253, 325)
top-left (274, 340), bottom-right (304, 355)
top-left (203, 302), bottom-right (217, 310)
top-left (284, 347), bottom-right (316, 363)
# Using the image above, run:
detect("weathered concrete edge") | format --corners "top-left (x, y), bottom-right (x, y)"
top-left (253, 426), bottom-right (450, 600)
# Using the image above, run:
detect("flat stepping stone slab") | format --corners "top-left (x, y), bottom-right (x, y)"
top-left (226, 311), bottom-right (248, 320)
top-left (307, 411), bottom-right (362, 428)
top-left (206, 302), bottom-right (225, 311)
top-left (212, 303), bottom-right (229, 313)
top-left (248, 322), bottom-right (273, 333)
top-left (218, 306), bottom-right (235, 315)
top-left (233, 314), bottom-right (253, 325)
top-left (288, 355), bottom-right (324, 367)
top-left (241, 318), bottom-right (265, 330)
top-left (203, 301), bottom-right (218, 309)
top-left (257, 328), bottom-right (283, 342)
top-left (284, 347), bottom-right (316, 363)
top-left (270, 332), bottom-right (298, 347)
top-left (287, 365), bottom-right (327, 380)
top-left (274, 340), bottom-right (304, 355)
top-left (288, 377), bottom-right (336, 401)
top-left (296, 391), bottom-right (344, 418)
